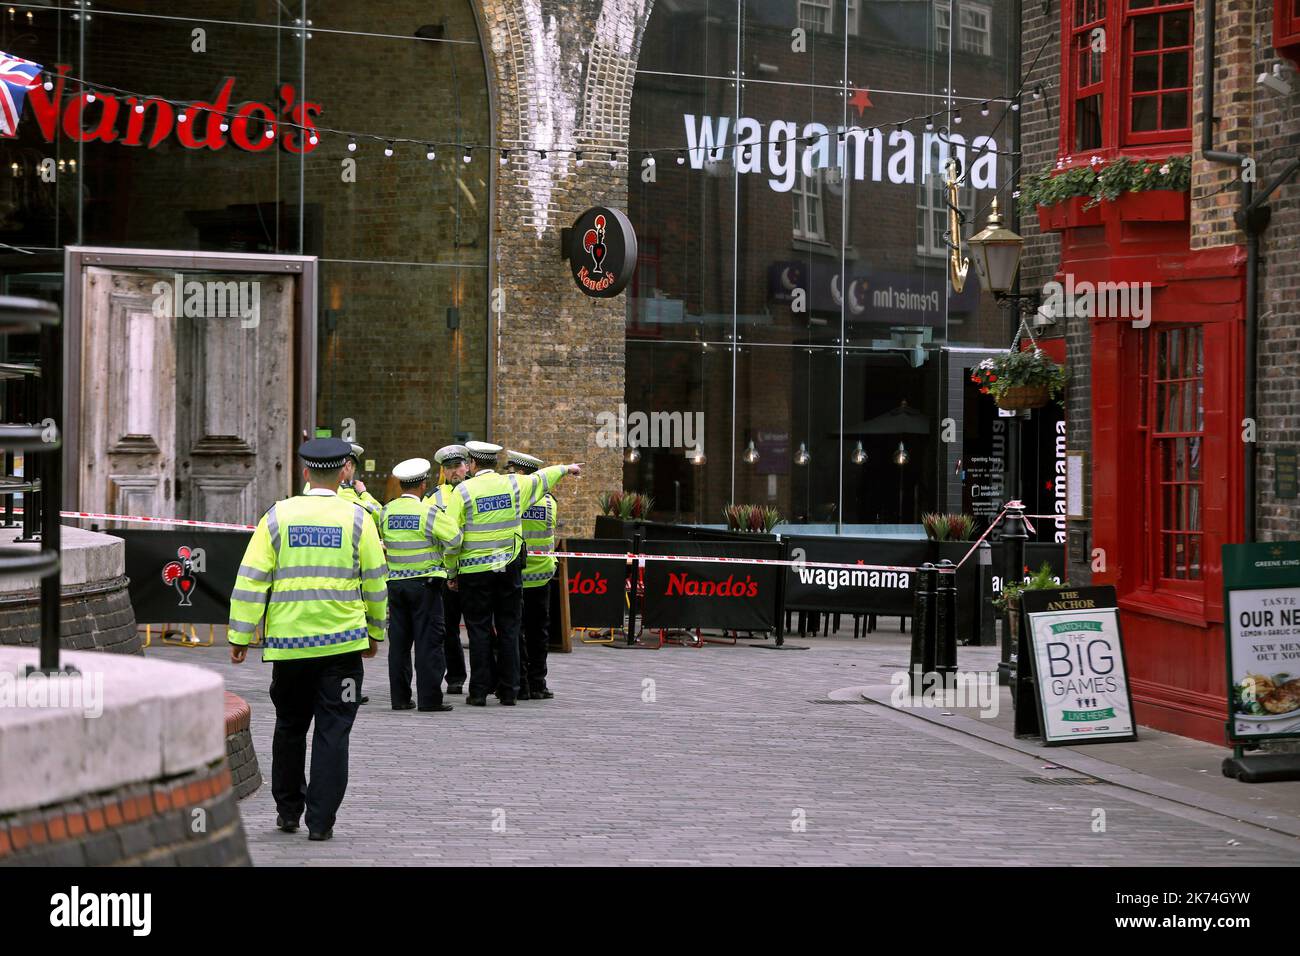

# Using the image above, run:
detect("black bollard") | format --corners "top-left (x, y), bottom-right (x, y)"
top-left (999, 503), bottom-right (1028, 687)
top-left (910, 562), bottom-right (936, 693)
top-left (935, 559), bottom-right (957, 679)
top-left (974, 540), bottom-right (994, 647)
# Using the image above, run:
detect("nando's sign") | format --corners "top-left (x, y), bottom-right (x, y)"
top-left (568, 206), bottom-right (637, 298)
top-left (19, 65), bottom-right (322, 154)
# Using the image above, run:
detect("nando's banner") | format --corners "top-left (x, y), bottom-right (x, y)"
top-left (110, 529), bottom-right (252, 625)
top-left (640, 541), bottom-right (780, 632)
top-left (561, 539), bottom-right (628, 629)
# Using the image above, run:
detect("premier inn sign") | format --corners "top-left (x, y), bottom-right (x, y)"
top-left (683, 114), bottom-right (1003, 192)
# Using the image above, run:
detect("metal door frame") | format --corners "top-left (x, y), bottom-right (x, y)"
top-left (62, 246), bottom-right (318, 509)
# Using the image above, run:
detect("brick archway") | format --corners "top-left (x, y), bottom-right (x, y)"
top-left (472, 0), bottom-right (654, 535)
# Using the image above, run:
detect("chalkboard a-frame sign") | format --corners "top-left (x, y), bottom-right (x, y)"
top-left (1016, 585), bottom-right (1138, 746)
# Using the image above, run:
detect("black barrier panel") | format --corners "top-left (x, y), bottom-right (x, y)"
top-left (110, 529), bottom-right (252, 624)
top-left (783, 536), bottom-right (927, 616)
top-left (640, 539), bottom-right (780, 631)
top-left (561, 538), bottom-right (629, 629)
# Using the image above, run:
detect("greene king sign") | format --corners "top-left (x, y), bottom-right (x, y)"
top-left (683, 114), bottom-right (1003, 192)
top-left (20, 65), bottom-right (322, 154)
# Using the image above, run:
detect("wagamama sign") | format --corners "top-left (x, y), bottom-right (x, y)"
top-left (683, 115), bottom-right (1003, 192)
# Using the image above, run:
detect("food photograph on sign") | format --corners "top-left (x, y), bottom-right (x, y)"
top-left (1228, 587), bottom-right (1300, 737)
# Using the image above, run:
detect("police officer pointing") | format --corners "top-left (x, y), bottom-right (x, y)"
top-left (229, 437), bottom-right (388, 841)
top-left (506, 450), bottom-right (558, 700)
top-left (439, 441), bottom-right (580, 706)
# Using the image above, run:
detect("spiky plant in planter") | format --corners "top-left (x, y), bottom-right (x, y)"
top-left (922, 512), bottom-right (976, 541)
top-left (723, 503), bottom-right (782, 532)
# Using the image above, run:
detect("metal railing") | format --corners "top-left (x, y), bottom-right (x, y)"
top-left (0, 295), bottom-right (64, 674)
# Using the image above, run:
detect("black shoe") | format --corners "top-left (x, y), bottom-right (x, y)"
top-left (530, 689), bottom-right (554, 700)
top-left (360, 696), bottom-right (370, 705)
top-left (276, 815), bottom-right (299, 833)
top-left (308, 829), bottom-right (333, 842)
top-left (446, 684), bottom-right (464, 695)
top-left (392, 701), bottom-right (416, 711)
top-left (419, 703), bottom-right (454, 712)
top-left (466, 695), bottom-right (487, 706)
top-left (499, 695), bottom-right (517, 706)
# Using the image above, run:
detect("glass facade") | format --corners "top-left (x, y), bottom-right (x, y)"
top-left (625, 0), bottom-right (1019, 531)
top-left (0, 1), bottom-right (492, 473)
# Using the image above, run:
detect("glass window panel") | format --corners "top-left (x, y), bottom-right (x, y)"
top-left (1131, 95), bottom-right (1158, 131)
top-left (1075, 94), bottom-right (1104, 151)
top-left (1163, 10), bottom-right (1192, 45)
top-left (1133, 15), bottom-right (1160, 50)
top-left (1162, 91), bottom-right (1189, 129)
top-left (1130, 0), bottom-right (1157, 8)
top-left (1133, 54), bottom-right (1160, 91)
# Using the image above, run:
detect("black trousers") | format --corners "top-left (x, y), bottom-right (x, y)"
top-left (519, 583), bottom-right (551, 694)
top-left (387, 577), bottom-right (447, 708)
top-left (270, 651), bottom-right (363, 834)
top-left (460, 556), bottom-right (524, 700)
top-left (442, 581), bottom-right (467, 686)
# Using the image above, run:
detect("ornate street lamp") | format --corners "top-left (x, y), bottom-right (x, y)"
top-left (965, 197), bottom-right (1025, 296)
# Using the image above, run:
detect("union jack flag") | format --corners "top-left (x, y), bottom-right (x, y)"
top-left (0, 52), bottom-right (42, 137)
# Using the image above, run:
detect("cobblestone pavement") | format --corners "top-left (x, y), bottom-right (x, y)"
top-left (151, 632), bottom-right (1300, 866)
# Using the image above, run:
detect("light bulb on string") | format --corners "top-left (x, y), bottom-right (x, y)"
top-left (426, 145), bottom-right (435, 160)
top-left (42, 75), bottom-right (53, 92)
top-left (980, 101), bottom-right (990, 116)
top-left (85, 89), bottom-right (96, 104)
top-left (538, 149), bottom-right (547, 160)
top-left (953, 109), bottom-right (962, 124)
top-left (608, 150), bottom-right (617, 167)
top-left (742, 441), bottom-right (759, 465)
top-left (308, 133), bottom-right (318, 146)
top-left (644, 152), bottom-right (655, 167)
top-left (624, 444), bottom-right (640, 465)
top-left (220, 121), bottom-right (229, 132)
top-left (462, 148), bottom-right (472, 163)
top-left (893, 442), bottom-right (909, 466)
top-left (133, 102), bottom-right (144, 114)
top-left (177, 110), bottom-right (188, 123)
top-left (794, 443), bottom-right (810, 467)
top-left (676, 150), bottom-right (686, 165)
top-left (924, 117), bottom-right (934, 131)
top-left (499, 149), bottom-right (508, 165)
top-left (264, 127), bottom-right (275, 140)
top-left (347, 138), bottom-right (357, 152)
top-left (384, 141), bottom-right (394, 157)
top-left (575, 151), bottom-right (584, 167)
top-left (850, 441), bottom-right (867, 466)
top-left (1033, 85), bottom-right (1043, 99)
top-left (1011, 102), bottom-right (1020, 112)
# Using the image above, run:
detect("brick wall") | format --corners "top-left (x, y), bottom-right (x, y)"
top-left (0, 577), bottom-right (140, 654)
top-left (1253, 0), bottom-right (1300, 539)
top-left (475, 0), bottom-right (653, 536)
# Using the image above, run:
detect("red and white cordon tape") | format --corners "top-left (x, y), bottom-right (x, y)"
top-left (56, 507), bottom-right (1063, 575)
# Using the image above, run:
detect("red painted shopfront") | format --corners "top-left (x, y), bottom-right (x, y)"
top-left (1041, 0), bottom-right (1250, 742)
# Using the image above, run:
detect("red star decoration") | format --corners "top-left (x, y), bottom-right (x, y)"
top-left (847, 87), bottom-right (873, 119)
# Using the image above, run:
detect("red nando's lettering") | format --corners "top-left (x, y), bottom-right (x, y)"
top-left (568, 571), bottom-right (608, 595)
top-left (25, 65), bottom-right (322, 154)
top-left (666, 572), bottom-right (759, 598)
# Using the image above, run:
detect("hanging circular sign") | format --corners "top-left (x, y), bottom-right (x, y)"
top-left (568, 206), bottom-right (637, 298)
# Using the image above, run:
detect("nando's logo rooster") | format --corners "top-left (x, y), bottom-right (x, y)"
top-left (161, 546), bottom-right (200, 607)
top-left (568, 206), bottom-right (637, 299)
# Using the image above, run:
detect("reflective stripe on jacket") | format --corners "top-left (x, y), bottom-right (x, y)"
top-left (228, 493), bottom-right (388, 660)
top-left (380, 494), bottom-right (446, 581)
top-left (521, 493), bottom-right (556, 587)
top-left (437, 465), bottom-right (567, 577)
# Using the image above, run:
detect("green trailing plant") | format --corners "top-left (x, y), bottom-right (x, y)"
top-left (1017, 154), bottom-right (1191, 213)
top-left (970, 349), bottom-right (1068, 405)
top-left (922, 512), bottom-right (976, 541)
top-left (722, 503), bottom-right (782, 533)
top-left (993, 561), bottom-right (1061, 613)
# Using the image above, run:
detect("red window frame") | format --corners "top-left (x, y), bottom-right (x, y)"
top-left (1059, 0), bottom-right (1193, 158)
top-left (1276, 0), bottom-right (1300, 66)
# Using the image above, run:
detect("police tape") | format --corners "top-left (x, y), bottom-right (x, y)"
top-left (52, 508), bottom-right (1061, 575)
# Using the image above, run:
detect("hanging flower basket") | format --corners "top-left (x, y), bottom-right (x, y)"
top-left (971, 343), bottom-right (1067, 410)
top-left (995, 383), bottom-right (1050, 411)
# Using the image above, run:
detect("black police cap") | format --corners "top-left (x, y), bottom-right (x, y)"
top-left (299, 437), bottom-right (352, 469)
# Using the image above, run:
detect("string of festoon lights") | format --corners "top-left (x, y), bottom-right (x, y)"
top-left (34, 66), bottom-right (1041, 175)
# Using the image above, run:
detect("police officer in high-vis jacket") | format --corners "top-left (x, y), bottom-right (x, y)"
top-left (506, 450), bottom-right (557, 700)
top-left (229, 438), bottom-right (388, 842)
top-left (438, 441), bottom-right (579, 706)
top-left (427, 444), bottom-right (470, 694)
top-left (382, 457), bottom-right (453, 713)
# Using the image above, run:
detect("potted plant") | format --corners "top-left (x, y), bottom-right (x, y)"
top-left (595, 490), bottom-right (655, 539)
top-left (722, 503), bottom-right (782, 533)
top-left (921, 512), bottom-right (976, 542)
top-left (970, 348), bottom-right (1067, 412)
top-left (993, 561), bottom-right (1061, 654)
